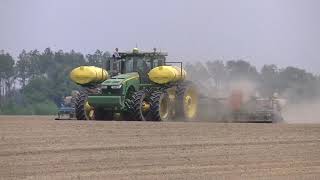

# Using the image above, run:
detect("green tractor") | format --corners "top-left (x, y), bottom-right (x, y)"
top-left (70, 48), bottom-right (198, 121)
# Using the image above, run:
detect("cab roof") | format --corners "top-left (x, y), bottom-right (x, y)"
top-left (118, 51), bottom-right (168, 58)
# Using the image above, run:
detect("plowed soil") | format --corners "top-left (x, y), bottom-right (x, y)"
top-left (0, 116), bottom-right (319, 179)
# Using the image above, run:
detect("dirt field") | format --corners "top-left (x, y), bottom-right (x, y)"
top-left (0, 116), bottom-right (319, 180)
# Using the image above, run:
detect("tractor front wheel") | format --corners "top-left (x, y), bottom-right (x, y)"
top-left (129, 90), bottom-right (152, 121)
top-left (74, 90), bottom-right (95, 120)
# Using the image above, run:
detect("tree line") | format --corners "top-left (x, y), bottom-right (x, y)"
top-left (0, 48), bottom-right (319, 115)
top-left (0, 48), bottom-right (110, 115)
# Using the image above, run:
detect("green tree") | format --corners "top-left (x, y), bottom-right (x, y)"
top-left (226, 60), bottom-right (259, 82)
top-left (16, 50), bottom-right (31, 87)
top-left (206, 60), bottom-right (227, 89)
top-left (86, 49), bottom-right (103, 67)
top-left (0, 52), bottom-right (15, 104)
top-left (278, 67), bottom-right (316, 102)
top-left (260, 64), bottom-right (279, 96)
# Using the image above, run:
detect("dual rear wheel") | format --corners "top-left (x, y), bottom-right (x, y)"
top-left (128, 83), bottom-right (198, 121)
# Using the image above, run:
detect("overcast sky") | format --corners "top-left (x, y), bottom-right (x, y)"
top-left (1, 0), bottom-right (319, 73)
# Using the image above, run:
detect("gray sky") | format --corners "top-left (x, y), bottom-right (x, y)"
top-left (1, 0), bottom-right (319, 73)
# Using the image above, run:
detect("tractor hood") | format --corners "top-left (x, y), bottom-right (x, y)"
top-left (102, 72), bottom-right (139, 86)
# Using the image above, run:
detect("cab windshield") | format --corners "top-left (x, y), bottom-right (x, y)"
top-left (106, 54), bottom-right (165, 77)
top-left (123, 57), bottom-right (152, 74)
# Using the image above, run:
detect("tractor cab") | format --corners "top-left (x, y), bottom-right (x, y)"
top-left (106, 48), bottom-right (167, 82)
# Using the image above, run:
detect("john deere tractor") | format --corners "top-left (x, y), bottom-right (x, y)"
top-left (70, 48), bottom-right (198, 121)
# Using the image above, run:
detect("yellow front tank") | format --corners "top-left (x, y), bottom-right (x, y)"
top-left (70, 66), bottom-right (108, 85)
top-left (148, 66), bottom-right (186, 84)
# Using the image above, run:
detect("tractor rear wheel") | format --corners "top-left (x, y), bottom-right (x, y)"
top-left (74, 90), bottom-right (95, 120)
top-left (176, 82), bottom-right (198, 121)
top-left (130, 90), bottom-right (152, 121)
top-left (150, 90), bottom-right (171, 121)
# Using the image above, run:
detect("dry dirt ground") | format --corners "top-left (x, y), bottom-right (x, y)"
top-left (0, 116), bottom-right (319, 180)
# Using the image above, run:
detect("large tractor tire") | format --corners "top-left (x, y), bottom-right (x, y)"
top-left (129, 90), bottom-right (152, 121)
top-left (150, 90), bottom-right (171, 121)
top-left (74, 90), bottom-right (95, 120)
top-left (176, 82), bottom-right (198, 121)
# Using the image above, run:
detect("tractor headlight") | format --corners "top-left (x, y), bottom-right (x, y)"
top-left (111, 85), bottom-right (122, 89)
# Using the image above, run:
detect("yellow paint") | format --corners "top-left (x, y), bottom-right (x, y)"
top-left (122, 76), bottom-right (139, 83)
top-left (183, 86), bottom-right (198, 119)
top-left (148, 66), bottom-right (187, 84)
top-left (142, 101), bottom-right (150, 112)
top-left (70, 66), bottom-right (108, 85)
top-left (84, 101), bottom-right (94, 120)
top-left (84, 101), bottom-right (92, 112)
top-left (159, 95), bottom-right (169, 120)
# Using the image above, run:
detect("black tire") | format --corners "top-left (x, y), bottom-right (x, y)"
top-left (176, 82), bottom-right (198, 121)
top-left (129, 90), bottom-right (152, 121)
top-left (74, 90), bottom-right (93, 120)
top-left (150, 90), bottom-right (171, 121)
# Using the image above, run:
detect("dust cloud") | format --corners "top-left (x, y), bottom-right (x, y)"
top-left (282, 100), bottom-right (320, 123)
top-left (280, 84), bottom-right (320, 123)
top-left (195, 77), bottom-right (320, 123)
top-left (196, 80), bottom-right (261, 122)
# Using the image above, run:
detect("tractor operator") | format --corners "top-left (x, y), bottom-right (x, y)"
top-left (112, 48), bottom-right (120, 59)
